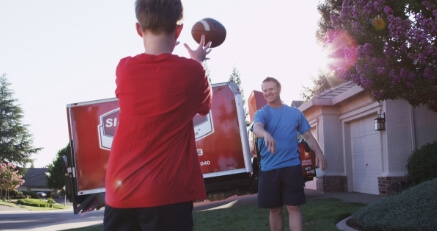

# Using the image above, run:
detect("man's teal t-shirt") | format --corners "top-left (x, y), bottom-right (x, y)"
top-left (253, 104), bottom-right (311, 171)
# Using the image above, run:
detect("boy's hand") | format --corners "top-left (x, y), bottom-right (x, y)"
top-left (184, 35), bottom-right (212, 62)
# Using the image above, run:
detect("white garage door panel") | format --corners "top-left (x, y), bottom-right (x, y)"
top-left (351, 134), bottom-right (380, 152)
top-left (350, 116), bottom-right (382, 195)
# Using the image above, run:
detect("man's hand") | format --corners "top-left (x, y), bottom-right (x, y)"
top-left (263, 133), bottom-right (276, 154)
top-left (184, 35), bottom-right (212, 62)
top-left (302, 131), bottom-right (327, 170)
top-left (315, 152), bottom-right (327, 171)
top-left (253, 122), bottom-right (276, 154)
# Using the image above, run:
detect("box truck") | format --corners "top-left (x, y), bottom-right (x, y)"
top-left (64, 82), bottom-right (258, 214)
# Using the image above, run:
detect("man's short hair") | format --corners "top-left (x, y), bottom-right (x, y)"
top-left (135, 0), bottom-right (183, 34)
top-left (262, 77), bottom-right (281, 90)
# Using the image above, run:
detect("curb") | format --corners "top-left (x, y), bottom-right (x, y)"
top-left (336, 216), bottom-right (358, 231)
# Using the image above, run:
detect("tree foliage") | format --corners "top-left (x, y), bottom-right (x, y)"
top-left (228, 67), bottom-right (250, 125)
top-left (317, 0), bottom-right (437, 111)
top-left (0, 74), bottom-right (42, 167)
top-left (46, 144), bottom-right (69, 190)
top-left (301, 74), bottom-right (343, 100)
top-left (0, 162), bottom-right (25, 200)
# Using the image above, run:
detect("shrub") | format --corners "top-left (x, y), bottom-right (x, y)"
top-left (47, 198), bottom-right (55, 208)
top-left (12, 190), bottom-right (30, 199)
top-left (348, 178), bottom-right (437, 231)
top-left (407, 141), bottom-right (437, 186)
top-left (16, 198), bottom-right (50, 207)
top-left (22, 191), bottom-right (39, 199)
top-left (8, 189), bottom-right (19, 198)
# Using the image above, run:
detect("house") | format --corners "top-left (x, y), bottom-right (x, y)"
top-left (299, 82), bottom-right (437, 197)
top-left (18, 168), bottom-right (51, 193)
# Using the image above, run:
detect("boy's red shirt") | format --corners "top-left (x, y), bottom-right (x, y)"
top-left (105, 53), bottom-right (211, 208)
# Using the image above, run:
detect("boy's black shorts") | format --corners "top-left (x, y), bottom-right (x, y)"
top-left (258, 165), bottom-right (306, 208)
top-left (104, 201), bottom-right (193, 231)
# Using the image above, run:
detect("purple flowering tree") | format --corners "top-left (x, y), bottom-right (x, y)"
top-left (317, 0), bottom-right (437, 111)
top-left (0, 163), bottom-right (25, 201)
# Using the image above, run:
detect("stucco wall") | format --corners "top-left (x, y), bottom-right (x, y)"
top-left (384, 100), bottom-right (437, 175)
top-left (304, 106), bottom-right (344, 175)
top-left (318, 108), bottom-right (343, 173)
top-left (384, 100), bottom-right (414, 175)
top-left (413, 105), bottom-right (437, 147)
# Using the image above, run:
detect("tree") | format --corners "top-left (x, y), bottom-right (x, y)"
top-left (301, 74), bottom-right (343, 100)
top-left (0, 74), bottom-right (41, 167)
top-left (46, 144), bottom-right (69, 191)
top-left (228, 67), bottom-right (250, 125)
top-left (0, 162), bottom-right (25, 200)
top-left (317, 0), bottom-right (437, 111)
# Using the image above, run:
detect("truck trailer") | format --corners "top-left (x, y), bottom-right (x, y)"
top-left (64, 82), bottom-right (259, 214)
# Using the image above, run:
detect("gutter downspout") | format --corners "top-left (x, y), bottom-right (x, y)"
top-left (409, 105), bottom-right (416, 151)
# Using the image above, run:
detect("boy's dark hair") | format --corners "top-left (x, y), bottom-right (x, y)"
top-left (262, 77), bottom-right (281, 90)
top-left (135, 0), bottom-right (183, 34)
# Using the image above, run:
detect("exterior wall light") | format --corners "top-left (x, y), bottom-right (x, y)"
top-left (374, 112), bottom-right (386, 131)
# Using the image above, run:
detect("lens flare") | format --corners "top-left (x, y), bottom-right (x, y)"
top-left (322, 30), bottom-right (358, 74)
top-left (115, 180), bottom-right (122, 188)
top-left (373, 17), bottom-right (387, 31)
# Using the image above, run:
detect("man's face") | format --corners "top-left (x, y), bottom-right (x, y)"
top-left (262, 81), bottom-right (281, 104)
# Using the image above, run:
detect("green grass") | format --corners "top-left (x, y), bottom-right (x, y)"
top-left (63, 198), bottom-right (365, 231)
top-left (193, 198), bottom-right (364, 231)
top-left (0, 199), bottom-right (70, 211)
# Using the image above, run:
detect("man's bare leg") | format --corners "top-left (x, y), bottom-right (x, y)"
top-left (286, 205), bottom-right (303, 231)
top-left (269, 207), bottom-right (283, 231)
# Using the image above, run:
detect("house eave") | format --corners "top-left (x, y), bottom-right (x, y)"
top-left (299, 84), bottom-right (364, 112)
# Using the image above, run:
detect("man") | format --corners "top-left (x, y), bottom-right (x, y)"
top-left (103, 0), bottom-right (212, 230)
top-left (253, 77), bottom-right (327, 231)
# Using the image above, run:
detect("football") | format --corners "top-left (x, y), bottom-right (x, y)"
top-left (191, 18), bottom-right (226, 48)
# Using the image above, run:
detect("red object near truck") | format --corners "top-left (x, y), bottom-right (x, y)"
top-left (64, 82), bottom-right (257, 214)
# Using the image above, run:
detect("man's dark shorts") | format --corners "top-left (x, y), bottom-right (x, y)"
top-left (103, 201), bottom-right (193, 231)
top-left (258, 165), bottom-right (306, 208)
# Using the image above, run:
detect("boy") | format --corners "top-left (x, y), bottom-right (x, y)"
top-left (104, 0), bottom-right (212, 230)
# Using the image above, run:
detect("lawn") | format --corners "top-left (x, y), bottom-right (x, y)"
top-left (0, 199), bottom-right (70, 211)
top-left (63, 197), bottom-right (365, 231)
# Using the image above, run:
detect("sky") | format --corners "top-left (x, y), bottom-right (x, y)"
top-left (0, 0), bottom-right (326, 167)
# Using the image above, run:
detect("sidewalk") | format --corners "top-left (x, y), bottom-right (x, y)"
top-left (304, 189), bottom-right (380, 204)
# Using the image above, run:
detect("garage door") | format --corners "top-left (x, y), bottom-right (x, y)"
top-left (350, 115), bottom-right (382, 195)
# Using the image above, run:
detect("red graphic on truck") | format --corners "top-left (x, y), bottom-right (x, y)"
top-left (98, 109), bottom-right (120, 150)
top-left (193, 113), bottom-right (214, 141)
top-left (97, 109), bottom-right (214, 151)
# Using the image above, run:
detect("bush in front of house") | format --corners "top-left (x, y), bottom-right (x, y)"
top-left (13, 190), bottom-right (30, 199)
top-left (21, 191), bottom-right (38, 199)
top-left (16, 198), bottom-right (51, 207)
top-left (47, 198), bottom-right (55, 208)
top-left (348, 178), bottom-right (437, 231)
top-left (407, 141), bottom-right (437, 186)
